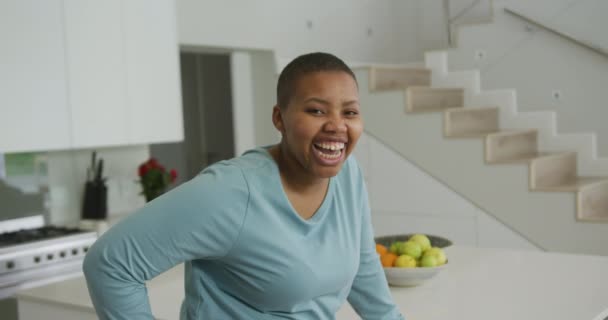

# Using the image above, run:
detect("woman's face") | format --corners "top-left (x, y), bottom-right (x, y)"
top-left (273, 71), bottom-right (363, 179)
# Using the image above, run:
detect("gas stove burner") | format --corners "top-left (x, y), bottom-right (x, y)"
top-left (0, 226), bottom-right (85, 247)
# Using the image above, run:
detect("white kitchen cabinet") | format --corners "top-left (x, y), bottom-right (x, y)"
top-left (0, 0), bottom-right (71, 153)
top-left (64, 0), bottom-right (129, 148)
top-left (0, 0), bottom-right (183, 153)
top-left (66, 0), bottom-right (183, 148)
top-left (124, 0), bottom-right (184, 144)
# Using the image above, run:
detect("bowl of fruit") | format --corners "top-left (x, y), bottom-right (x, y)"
top-left (375, 234), bottom-right (451, 287)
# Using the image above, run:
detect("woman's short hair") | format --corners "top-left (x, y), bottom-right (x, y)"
top-left (276, 52), bottom-right (357, 109)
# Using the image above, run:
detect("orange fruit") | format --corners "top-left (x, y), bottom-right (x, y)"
top-left (380, 252), bottom-right (398, 267)
top-left (376, 243), bottom-right (388, 256)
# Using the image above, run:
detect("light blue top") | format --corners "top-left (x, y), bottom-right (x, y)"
top-left (83, 147), bottom-right (404, 319)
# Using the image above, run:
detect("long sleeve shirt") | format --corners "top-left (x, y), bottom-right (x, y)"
top-left (83, 147), bottom-right (404, 319)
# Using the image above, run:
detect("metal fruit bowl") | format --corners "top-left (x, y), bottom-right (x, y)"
top-left (375, 234), bottom-right (452, 287)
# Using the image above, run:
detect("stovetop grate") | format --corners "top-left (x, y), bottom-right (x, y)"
top-left (0, 226), bottom-right (85, 248)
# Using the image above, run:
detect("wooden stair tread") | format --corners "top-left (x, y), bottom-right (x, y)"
top-left (444, 107), bottom-right (500, 138)
top-left (577, 215), bottom-right (608, 223)
top-left (484, 129), bottom-right (538, 164)
top-left (534, 177), bottom-right (608, 192)
top-left (485, 129), bottom-right (537, 137)
top-left (457, 129), bottom-right (538, 142)
top-left (406, 87), bottom-right (465, 113)
top-left (446, 130), bottom-right (500, 138)
top-left (444, 106), bottom-right (498, 113)
top-left (529, 152), bottom-right (577, 191)
top-left (577, 180), bottom-right (608, 221)
top-left (408, 86), bottom-right (463, 92)
top-left (369, 67), bottom-right (431, 91)
top-left (489, 152), bottom-right (561, 164)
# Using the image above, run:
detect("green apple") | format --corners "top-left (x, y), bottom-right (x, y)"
top-left (394, 255), bottom-right (417, 268)
top-left (389, 241), bottom-right (402, 254)
top-left (409, 234), bottom-right (431, 252)
top-left (424, 247), bottom-right (447, 265)
top-left (401, 241), bottom-right (422, 259)
top-left (420, 255), bottom-right (438, 267)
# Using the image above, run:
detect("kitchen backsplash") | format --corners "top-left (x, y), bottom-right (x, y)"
top-left (0, 152), bottom-right (47, 222)
top-left (1, 145), bottom-right (150, 226)
top-left (45, 145), bottom-right (149, 225)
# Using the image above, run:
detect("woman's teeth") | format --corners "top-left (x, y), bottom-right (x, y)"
top-left (314, 142), bottom-right (345, 151)
top-left (313, 142), bottom-right (345, 159)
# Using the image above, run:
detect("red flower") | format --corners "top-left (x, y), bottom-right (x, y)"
top-left (137, 158), bottom-right (179, 202)
top-left (138, 164), bottom-right (147, 177)
top-left (148, 158), bottom-right (159, 167)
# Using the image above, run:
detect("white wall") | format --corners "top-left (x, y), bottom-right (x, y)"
top-left (393, 0), bottom-right (426, 62)
top-left (354, 133), bottom-right (540, 251)
top-left (249, 50), bottom-right (281, 147)
top-left (230, 52), bottom-right (256, 156)
top-left (410, 0), bottom-right (449, 57)
top-left (503, 0), bottom-right (608, 50)
top-left (177, 0), bottom-right (420, 64)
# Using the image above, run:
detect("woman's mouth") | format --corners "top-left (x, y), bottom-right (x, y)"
top-left (312, 142), bottom-right (346, 164)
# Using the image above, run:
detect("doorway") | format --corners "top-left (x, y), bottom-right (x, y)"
top-left (150, 52), bottom-right (235, 186)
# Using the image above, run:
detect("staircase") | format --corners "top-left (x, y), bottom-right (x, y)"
top-left (355, 51), bottom-right (608, 255)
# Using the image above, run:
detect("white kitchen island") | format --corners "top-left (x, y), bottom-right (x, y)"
top-left (16, 246), bottom-right (608, 320)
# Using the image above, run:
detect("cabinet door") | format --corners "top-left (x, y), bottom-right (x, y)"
top-left (124, 0), bottom-right (184, 144)
top-left (64, 0), bottom-right (129, 148)
top-left (0, 0), bottom-right (71, 153)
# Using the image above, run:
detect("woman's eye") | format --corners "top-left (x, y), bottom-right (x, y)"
top-left (307, 109), bottom-right (323, 115)
top-left (345, 110), bottom-right (359, 116)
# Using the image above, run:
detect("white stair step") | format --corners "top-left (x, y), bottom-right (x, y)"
top-left (507, 111), bottom-right (557, 142)
top-left (577, 180), bottom-right (608, 222)
top-left (368, 67), bottom-right (431, 91)
top-left (424, 51), bottom-right (448, 75)
top-left (579, 157), bottom-right (608, 177)
top-left (432, 70), bottom-right (481, 105)
top-left (470, 89), bottom-right (518, 119)
top-left (485, 129), bottom-right (538, 163)
top-left (543, 132), bottom-right (597, 171)
top-left (444, 107), bottom-right (499, 137)
top-left (406, 87), bottom-right (464, 113)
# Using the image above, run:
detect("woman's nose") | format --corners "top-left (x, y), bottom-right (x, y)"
top-left (323, 115), bottom-right (347, 132)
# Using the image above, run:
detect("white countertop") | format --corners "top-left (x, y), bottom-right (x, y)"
top-left (17, 246), bottom-right (608, 320)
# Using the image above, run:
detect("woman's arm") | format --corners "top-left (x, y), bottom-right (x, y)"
top-left (83, 164), bottom-right (249, 319)
top-left (346, 169), bottom-right (404, 320)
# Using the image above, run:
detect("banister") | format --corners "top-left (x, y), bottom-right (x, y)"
top-left (504, 7), bottom-right (608, 59)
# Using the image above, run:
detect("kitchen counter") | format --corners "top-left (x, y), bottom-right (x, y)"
top-left (16, 246), bottom-right (608, 320)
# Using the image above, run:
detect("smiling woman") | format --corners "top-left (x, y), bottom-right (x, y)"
top-left (272, 70), bottom-right (362, 173)
top-left (83, 52), bottom-right (404, 320)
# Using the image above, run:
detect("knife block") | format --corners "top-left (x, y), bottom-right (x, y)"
top-left (81, 181), bottom-right (107, 220)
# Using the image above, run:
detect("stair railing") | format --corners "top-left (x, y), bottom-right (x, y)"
top-left (504, 7), bottom-right (608, 59)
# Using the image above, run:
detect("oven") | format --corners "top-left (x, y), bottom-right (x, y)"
top-left (0, 216), bottom-right (97, 319)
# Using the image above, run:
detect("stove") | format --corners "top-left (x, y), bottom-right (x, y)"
top-left (0, 226), bottom-right (86, 247)
top-left (0, 225), bottom-right (97, 299)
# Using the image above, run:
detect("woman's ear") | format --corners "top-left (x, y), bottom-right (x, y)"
top-left (272, 105), bottom-right (285, 133)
